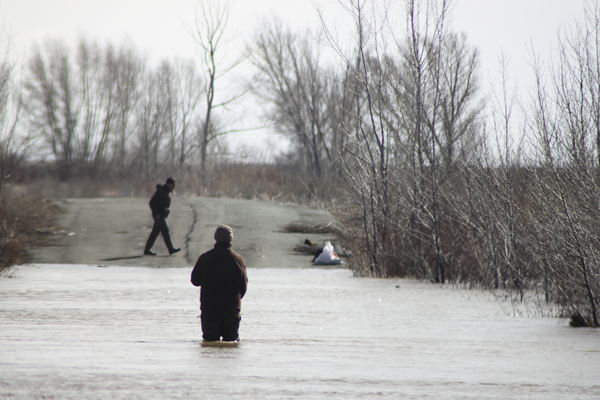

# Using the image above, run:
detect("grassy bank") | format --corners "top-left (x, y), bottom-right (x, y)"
top-left (0, 188), bottom-right (61, 274)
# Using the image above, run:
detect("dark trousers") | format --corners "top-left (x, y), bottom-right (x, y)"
top-left (145, 217), bottom-right (174, 252)
top-left (201, 314), bottom-right (241, 342)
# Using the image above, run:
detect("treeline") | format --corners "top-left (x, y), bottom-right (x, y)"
top-left (334, 0), bottom-right (599, 326)
top-left (243, 0), bottom-right (600, 326)
top-left (1, 1), bottom-right (242, 185)
top-left (22, 39), bottom-right (209, 181)
top-left (2, 0), bottom-right (600, 325)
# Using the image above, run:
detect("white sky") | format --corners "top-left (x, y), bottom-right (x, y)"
top-left (0, 0), bottom-right (587, 158)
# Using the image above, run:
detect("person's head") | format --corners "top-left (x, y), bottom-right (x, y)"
top-left (166, 177), bottom-right (176, 191)
top-left (214, 224), bottom-right (233, 244)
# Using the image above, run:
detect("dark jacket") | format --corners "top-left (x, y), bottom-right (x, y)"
top-left (191, 242), bottom-right (248, 318)
top-left (149, 184), bottom-right (172, 218)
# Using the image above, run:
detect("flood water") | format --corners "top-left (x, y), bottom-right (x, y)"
top-left (1, 264), bottom-right (599, 399)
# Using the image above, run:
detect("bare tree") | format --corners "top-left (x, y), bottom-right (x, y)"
top-left (525, 2), bottom-right (600, 325)
top-left (457, 52), bottom-right (530, 293)
top-left (249, 18), bottom-right (334, 176)
top-left (132, 64), bottom-right (171, 179)
top-left (24, 38), bottom-right (146, 180)
top-left (431, 32), bottom-right (482, 172)
top-left (175, 58), bottom-right (204, 167)
top-left (319, 0), bottom-right (486, 282)
top-left (108, 41), bottom-right (145, 177)
top-left (161, 58), bottom-right (204, 170)
top-left (189, 0), bottom-right (246, 175)
top-left (77, 38), bottom-right (119, 178)
top-left (24, 40), bottom-right (79, 180)
top-left (0, 33), bottom-right (24, 193)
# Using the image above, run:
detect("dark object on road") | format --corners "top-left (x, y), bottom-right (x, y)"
top-left (144, 178), bottom-right (180, 256)
top-left (570, 313), bottom-right (591, 327)
top-left (99, 255), bottom-right (145, 261)
top-left (282, 221), bottom-right (341, 235)
top-left (291, 239), bottom-right (320, 255)
top-left (191, 224), bottom-right (248, 342)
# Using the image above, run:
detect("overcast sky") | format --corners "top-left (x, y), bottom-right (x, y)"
top-left (0, 0), bottom-right (587, 157)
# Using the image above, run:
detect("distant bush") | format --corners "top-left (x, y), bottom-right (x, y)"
top-left (0, 188), bottom-right (60, 273)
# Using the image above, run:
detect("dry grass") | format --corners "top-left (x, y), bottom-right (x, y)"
top-left (0, 188), bottom-right (62, 274)
top-left (18, 177), bottom-right (159, 198)
top-left (282, 221), bottom-right (342, 235)
top-left (15, 164), bottom-right (345, 207)
top-left (184, 163), bottom-right (345, 208)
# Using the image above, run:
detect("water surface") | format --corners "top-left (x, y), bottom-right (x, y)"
top-left (1, 264), bottom-right (598, 399)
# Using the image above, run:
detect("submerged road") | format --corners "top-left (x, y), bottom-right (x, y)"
top-left (2, 265), bottom-right (600, 399)
top-left (28, 197), bottom-right (339, 268)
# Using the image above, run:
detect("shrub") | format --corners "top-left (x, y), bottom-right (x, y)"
top-left (0, 188), bottom-right (60, 273)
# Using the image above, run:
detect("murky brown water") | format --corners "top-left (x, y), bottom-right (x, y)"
top-left (1, 264), bottom-right (599, 399)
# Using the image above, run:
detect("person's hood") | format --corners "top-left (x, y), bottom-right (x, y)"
top-left (157, 184), bottom-right (172, 193)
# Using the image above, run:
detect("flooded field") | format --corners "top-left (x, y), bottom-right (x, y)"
top-left (1, 264), bottom-right (599, 399)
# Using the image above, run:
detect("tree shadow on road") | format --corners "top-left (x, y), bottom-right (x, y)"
top-left (98, 255), bottom-right (169, 261)
top-left (99, 255), bottom-right (144, 261)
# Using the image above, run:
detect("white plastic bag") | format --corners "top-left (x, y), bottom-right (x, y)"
top-left (313, 241), bottom-right (343, 265)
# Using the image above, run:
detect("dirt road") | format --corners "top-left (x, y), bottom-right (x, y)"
top-left (28, 197), bottom-right (340, 268)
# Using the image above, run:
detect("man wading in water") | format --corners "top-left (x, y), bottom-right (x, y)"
top-left (191, 225), bottom-right (248, 342)
top-left (144, 177), bottom-right (181, 256)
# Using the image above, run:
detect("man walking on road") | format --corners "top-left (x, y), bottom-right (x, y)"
top-left (191, 225), bottom-right (248, 342)
top-left (144, 177), bottom-right (181, 256)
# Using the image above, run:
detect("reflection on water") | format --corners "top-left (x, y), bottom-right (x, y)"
top-left (1, 264), bottom-right (599, 399)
